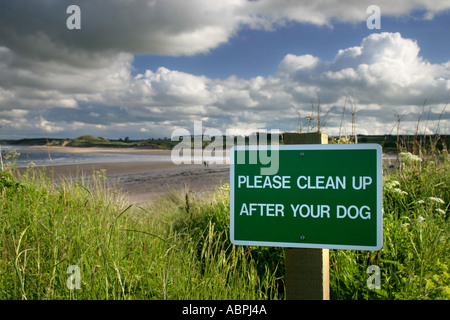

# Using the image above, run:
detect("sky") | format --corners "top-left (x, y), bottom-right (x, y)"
top-left (0, 0), bottom-right (449, 140)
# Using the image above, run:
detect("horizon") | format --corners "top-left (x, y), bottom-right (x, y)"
top-left (3, 132), bottom-right (450, 143)
top-left (0, 1), bottom-right (449, 140)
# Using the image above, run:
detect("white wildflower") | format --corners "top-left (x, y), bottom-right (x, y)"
top-left (428, 197), bottom-right (445, 204)
top-left (416, 215), bottom-right (425, 223)
top-left (399, 152), bottom-right (422, 163)
top-left (385, 180), bottom-right (408, 196)
top-left (415, 200), bottom-right (425, 205)
top-left (392, 188), bottom-right (408, 196)
top-left (385, 180), bottom-right (400, 189)
top-left (435, 208), bottom-right (446, 215)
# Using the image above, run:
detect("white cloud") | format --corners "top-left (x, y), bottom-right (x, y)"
top-left (2, 0), bottom-right (449, 60)
top-left (1, 30), bottom-right (448, 139)
top-left (280, 32), bottom-right (450, 106)
top-left (112, 33), bottom-right (447, 137)
top-left (0, 1), bottom-right (449, 138)
top-left (0, 0), bottom-right (247, 58)
top-left (279, 54), bottom-right (320, 75)
top-left (241, 0), bottom-right (450, 28)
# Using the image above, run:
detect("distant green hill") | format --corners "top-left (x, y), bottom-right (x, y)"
top-left (1, 138), bottom-right (66, 146)
top-left (66, 135), bottom-right (178, 149)
top-left (3, 133), bottom-right (449, 152)
top-left (67, 135), bottom-right (120, 147)
top-left (2, 136), bottom-right (178, 150)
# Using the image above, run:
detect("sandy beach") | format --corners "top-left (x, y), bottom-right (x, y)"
top-left (35, 147), bottom-right (230, 205)
top-left (27, 145), bottom-right (398, 206)
top-left (32, 145), bottom-right (173, 155)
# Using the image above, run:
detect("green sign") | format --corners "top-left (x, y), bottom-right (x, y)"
top-left (230, 144), bottom-right (383, 251)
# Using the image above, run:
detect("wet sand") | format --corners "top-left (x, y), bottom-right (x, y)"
top-left (32, 145), bottom-right (397, 206)
top-left (32, 145), bottom-right (173, 155)
top-left (39, 150), bottom-right (230, 205)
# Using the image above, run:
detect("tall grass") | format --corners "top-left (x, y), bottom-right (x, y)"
top-left (0, 143), bottom-right (448, 300)
top-left (330, 149), bottom-right (449, 299)
top-left (0, 165), bottom-right (281, 299)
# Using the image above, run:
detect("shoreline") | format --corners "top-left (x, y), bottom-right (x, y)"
top-left (14, 144), bottom-right (399, 206)
top-left (40, 160), bottom-right (230, 206)
top-left (30, 145), bottom-right (173, 155)
top-left (9, 145), bottom-right (230, 205)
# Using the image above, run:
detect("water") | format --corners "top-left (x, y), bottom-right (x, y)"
top-left (0, 145), bottom-right (173, 167)
top-left (0, 145), bottom-right (395, 168)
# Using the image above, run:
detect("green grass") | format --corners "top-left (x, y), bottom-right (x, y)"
top-left (0, 149), bottom-right (448, 300)
top-left (330, 150), bottom-right (449, 299)
top-left (0, 166), bottom-right (280, 299)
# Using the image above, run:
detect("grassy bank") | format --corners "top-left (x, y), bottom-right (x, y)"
top-left (331, 150), bottom-right (449, 299)
top-left (0, 150), bottom-right (448, 300)
top-left (0, 167), bottom-right (279, 299)
top-left (3, 135), bottom-right (178, 150)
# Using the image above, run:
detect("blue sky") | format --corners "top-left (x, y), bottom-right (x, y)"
top-left (133, 10), bottom-right (450, 80)
top-left (0, 1), bottom-right (449, 139)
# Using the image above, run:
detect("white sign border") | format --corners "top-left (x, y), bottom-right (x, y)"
top-left (229, 143), bottom-right (383, 251)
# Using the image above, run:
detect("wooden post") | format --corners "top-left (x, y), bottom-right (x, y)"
top-left (283, 132), bottom-right (330, 300)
